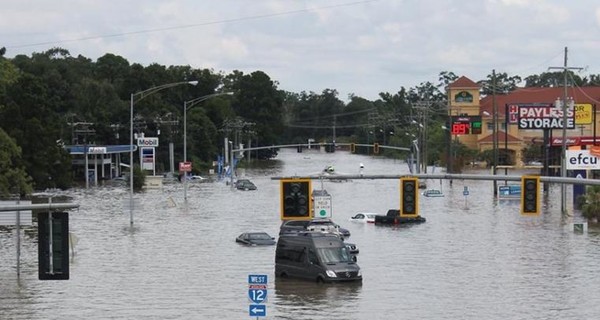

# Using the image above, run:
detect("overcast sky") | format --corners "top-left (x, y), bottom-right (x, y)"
top-left (3, 0), bottom-right (600, 101)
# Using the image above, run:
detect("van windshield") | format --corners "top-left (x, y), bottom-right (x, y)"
top-left (316, 247), bottom-right (352, 264)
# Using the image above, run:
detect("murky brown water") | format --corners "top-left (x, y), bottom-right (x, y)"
top-left (2, 149), bottom-right (600, 319)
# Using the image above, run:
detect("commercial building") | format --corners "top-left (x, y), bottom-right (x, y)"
top-left (447, 76), bottom-right (600, 168)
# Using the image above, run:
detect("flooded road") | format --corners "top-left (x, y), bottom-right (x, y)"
top-left (2, 149), bottom-right (600, 319)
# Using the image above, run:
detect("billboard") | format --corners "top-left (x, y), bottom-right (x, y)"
top-left (516, 103), bottom-right (574, 129)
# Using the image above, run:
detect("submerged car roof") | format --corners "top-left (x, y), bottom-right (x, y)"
top-left (278, 232), bottom-right (344, 247)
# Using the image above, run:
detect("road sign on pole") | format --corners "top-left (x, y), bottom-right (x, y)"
top-left (249, 304), bottom-right (266, 317)
top-left (313, 195), bottom-right (332, 218)
top-left (248, 288), bottom-right (267, 304)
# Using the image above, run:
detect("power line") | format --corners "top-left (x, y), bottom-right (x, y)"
top-left (7, 0), bottom-right (380, 49)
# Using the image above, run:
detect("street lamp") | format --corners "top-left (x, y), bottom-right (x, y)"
top-left (183, 92), bottom-right (234, 201)
top-left (129, 80), bottom-right (198, 227)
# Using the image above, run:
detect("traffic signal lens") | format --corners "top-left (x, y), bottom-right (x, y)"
top-left (521, 176), bottom-right (540, 215)
top-left (400, 178), bottom-right (419, 217)
top-left (281, 179), bottom-right (312, 220)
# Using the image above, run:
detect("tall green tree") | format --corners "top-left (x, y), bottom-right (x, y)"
top-left (0, 128), bottom-right (33, 197)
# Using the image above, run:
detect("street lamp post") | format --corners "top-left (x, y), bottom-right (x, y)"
top-left (129, 80), bottom-right (198, 227)
top-left (183, 92), bottom-right (233, 201)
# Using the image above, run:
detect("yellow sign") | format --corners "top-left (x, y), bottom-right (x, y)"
top-left (574, 104), bottom-right (593, 124)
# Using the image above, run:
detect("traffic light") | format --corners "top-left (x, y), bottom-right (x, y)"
top-left (400, 177), bottom-right (419, 217)
top-left (281, 179), bottom-right (312, 220)
top-left (373, 143), bottom-right (380, 154)
top-left (350, 143), bottom-right (356, 153)
top-left (521, 176), bottom-right (540, 216)
top-left (38, 211), bottom-right (70, 280)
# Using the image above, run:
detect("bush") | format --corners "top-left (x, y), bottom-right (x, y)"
top-left (581, 185), bottom-right (600, 221)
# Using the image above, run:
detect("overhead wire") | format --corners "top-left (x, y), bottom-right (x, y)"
top-left (6, 0), bottom-right (380, 49)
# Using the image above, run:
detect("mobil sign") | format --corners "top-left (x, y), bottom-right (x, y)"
top-left (517, 103), bottom-right (575, 130)
top-left (137, 137), bottom-right (159, 147)
top-left (566, 150), bottom-right (600, 170)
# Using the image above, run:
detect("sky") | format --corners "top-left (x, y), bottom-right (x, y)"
top-left (2, 0), bottom-right (600, 102)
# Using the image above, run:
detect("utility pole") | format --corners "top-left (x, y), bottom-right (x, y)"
top-left (492, 69), bottom-right (498, 196)
top-left (548, 46), bottom-right (583, 216)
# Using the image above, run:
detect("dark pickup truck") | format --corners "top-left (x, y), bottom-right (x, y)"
top-left (374, 209), bottom-right (426, 225)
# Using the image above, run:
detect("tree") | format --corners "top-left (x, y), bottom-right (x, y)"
top-left (0, 128), bottom-right (33, 197)
top-left (479, 72), bottom-right (522, 95)
top-left (524, 71), bottom-right (584, 87)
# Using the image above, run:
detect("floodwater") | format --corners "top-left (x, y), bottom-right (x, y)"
top-left (2, 149), bottom-right (600, 320)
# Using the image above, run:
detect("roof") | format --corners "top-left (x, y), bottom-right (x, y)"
top-left (65, 145), bottom-right (136, 155)
top-left (477, 131), bottom-right (522, 144)
top-left (480, 86), bottom-right (600, 119)
top-left (448, 76), bottom-right (479, 89)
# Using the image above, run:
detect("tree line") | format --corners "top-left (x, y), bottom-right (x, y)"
top-left (1, 47), bottom-right (599, 197)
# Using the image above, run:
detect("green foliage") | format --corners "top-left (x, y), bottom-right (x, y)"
top-left (128, 165), bottom-right (146, 192)
top-left (581, 186), bottom-right (600, 221)
top-left (4, 49), bottom-right (600, 193)
top-left (0, 128), bottom-right (33, 197)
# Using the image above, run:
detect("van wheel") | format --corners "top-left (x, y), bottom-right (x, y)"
top-left (316, 276), bottom-right (324, 284)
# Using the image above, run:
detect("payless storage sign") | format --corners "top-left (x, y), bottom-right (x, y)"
top-left (566, 150), bottom-right (600, 170)
top-left (517, 103), bottom-right (575, 129)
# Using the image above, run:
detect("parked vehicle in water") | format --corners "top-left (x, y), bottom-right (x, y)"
top-left (349, 213), bottom-right (377, 223)
top-left (275, 232), bottom-right (362, 283)
top-left (235, 232), bottom-right (276, 246)
top-left (235, 179), bottom-right (257, 190)
top-left (279, 219), bottom-right (350, 238)
top-left (374, 209), bottom-right (427, 225)
top-left (422, 189), bottom-right (444, 197)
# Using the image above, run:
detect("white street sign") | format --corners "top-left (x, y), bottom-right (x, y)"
top-left (313, 195), bottom-right (332, 218)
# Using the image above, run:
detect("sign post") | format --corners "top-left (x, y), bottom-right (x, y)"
top-left (248, 274), bottom-right (267, 318)
top-left (180, 161), bottom-right (192, 201)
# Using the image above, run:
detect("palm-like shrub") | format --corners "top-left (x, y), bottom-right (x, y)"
top-left (581, 185), bottom-right (600, 221)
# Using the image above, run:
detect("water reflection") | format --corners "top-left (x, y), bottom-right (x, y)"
top-left (273, 278), bottom-right (362, 319)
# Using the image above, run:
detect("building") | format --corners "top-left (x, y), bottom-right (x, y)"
top-left (447, 76), bottom-right (600, 168)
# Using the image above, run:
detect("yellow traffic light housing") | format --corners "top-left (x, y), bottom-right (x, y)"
top-left (373, 143), bottom-right (380, 154)
top-left (350, 143), bottom-right (356, 153)
top-left (280, 179), bottom-right (312, 220)
top-left (400, 177), bottom-right (419, 217)
top-left (521, 175), bottom-right (540, 216)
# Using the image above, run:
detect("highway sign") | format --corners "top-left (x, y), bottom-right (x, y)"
top-left (463, 186), bottom-right (469, 196)
top-left (248, 274), bottom-right (268, 285)
top-left (498, 184), bottom-right (521, 200)
top-left (248, 288), bottom-right (267, 304)
top-left (249, 305), bottom-right (266, 317)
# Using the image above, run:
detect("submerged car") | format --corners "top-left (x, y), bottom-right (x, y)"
top-left (235, 179), bottom-right (257, 191)
top-left (235, 232), bottom-right (276, 246)
top-left (349, 213), bottom-right (377, 223)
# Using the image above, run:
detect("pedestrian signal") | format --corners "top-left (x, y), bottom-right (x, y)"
top-left (281, 179), bottom-right (312, 220)
top-left (521, 176), bottom-right (540, 216)
top-left (400, 177), bottom-right (419, 217)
